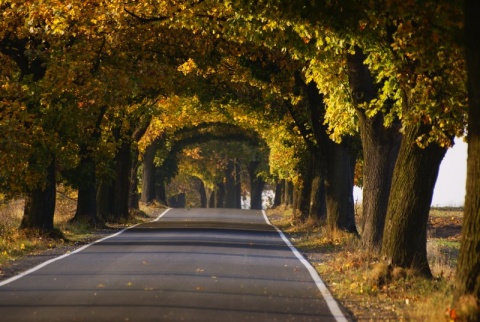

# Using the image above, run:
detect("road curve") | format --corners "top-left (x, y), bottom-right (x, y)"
top-left (0, 208), bottom-right (349, 321)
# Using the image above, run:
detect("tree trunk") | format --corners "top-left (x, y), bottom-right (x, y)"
top-left (128, 119), bottom-right (150, 211)
top-left (292, 183), bottom-right (302, 220)
top-left (455, 0), bottom-right (480, 310)
top-left (215, 182), bottom-right (225, 208)
top-left (305, 80), bottom-right (357, 233)
top-left (208, 190), bottom-right (215, 208)
top-left (381, 123), bottom-right (448, 277)
top-left (96, 180), bottom-right (113, 219)
top-left (249, 160), bottom-right (265, 210)
top-left (224, 159), bottom-right (235, 208)
top-left (154, 167), bottom-right (167, 205)
top-left (128, 147), bottom-right (140, 211)
top-left (310, 160), bottom-right (327, 221)
top-left (358, 113), bottom-right (401, 251)
top-left (71, 156), bottom-right (101, 226)
top-left (112, 140), bottom-right (132, 221)
top-left (235, 161), bottom-right (242, 209)
top-left (285, 180), bottom-right (293, 207)
top-left (168, 193), bottom-right (186, 208)
top-left (198, 179), bottom-right (208, 208)
top-left (324, 139), bottom-right (357, 233)
top-left (141, 140), bottom-right (157, 204)
top-left (225, 159), bottom-right (241, 209)
top-left (74, 182), bottom-right (98, 225)
top-left (128, 116), bottom-right (151, 210)
top-left (298, 153), bottom-right (315, 221)
top-left (20, 157), bottom-right (56, 232)
top-left (347, 48), bottom-right (402, 251)
top-left (273, 180), bottom-right (283, 208)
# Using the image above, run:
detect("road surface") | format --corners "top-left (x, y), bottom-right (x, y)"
top-left (0, 208), bottom-right (349, 321)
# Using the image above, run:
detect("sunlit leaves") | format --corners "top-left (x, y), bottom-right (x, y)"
top-left (0, 0), bottom-right (469, 199)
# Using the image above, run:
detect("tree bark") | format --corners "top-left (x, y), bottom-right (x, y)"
top-left (310, 158), bottom-right (327, 221)
top-left (215, 182), bottom-right (226, 208)
top-left (154, 167), bottom-right (167, 205)
top-left (357, 112), bottom-right (401, 251)
top-left (381, 123), bottom-right (448, 277)
top-left (249, 160), bottom-right (265, 210)
top-left (74, 180), bottom-right (98, 225)
top-left (198, 179), bottom-right (208, 208)
top-left (70, 155), bottom-right (100, 226)
top-left (20, 157), bottom-right (56, 232)
top-left (112, 140), bottom-right (132, 220)
top-left (235, 161), bottom-right (242, 209)
top-left (324, 139), bottom-right (358, 233)
top-left (347, 48), bottom-right (402, 251)
top-left (273, 180), bottom-right (283, 208)
top-left (292, 183), bottom-right (302, 220)
top-left (69, 105), bottom-right (106, 225)
top-left (141, 140), bottom-right (158, 204)
top-left (297, 153), bottom-right (315, 221)
top-left (225, 159), bottom-right (241, 209)
top-left (128, 119), bottom-right (150, 211)
top-left (128, 147), bottom-right (140, 211)
top-left (455, 0), bottom-right (480, 309)
top-left (96, 180), bottom-right (113, 219)
top-left (285, 180), bottom-right (293, 207)
top-left (208, 189), bottom-right (215, 208)
top-left (168, 193), bottom-right (186, 208)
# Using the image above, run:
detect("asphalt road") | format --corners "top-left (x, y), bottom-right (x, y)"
top-left (0, 208), bottom-right (348, 321)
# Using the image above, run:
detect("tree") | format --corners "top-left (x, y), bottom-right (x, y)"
top-left (382, 124), bottom-right (448, 276)
top-left (248, 157), bottom-right (267, 210)
top-left (346, 48), bottom-right (401, 251)
top-left (68, 109), bottom-right (105, 226)
top-left (374, 1), bottom-right (466, 276)
top-left (141, 138), bottom-right (160, 204)
top-left (454, 0), bottom-right (480, 317)
top-left (1, 3), bottom-right (59, 232)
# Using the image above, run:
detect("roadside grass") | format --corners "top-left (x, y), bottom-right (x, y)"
top-left (266, 207), bottom-right (463, 321)
top-left (0, 187), bottom-right (162, 269)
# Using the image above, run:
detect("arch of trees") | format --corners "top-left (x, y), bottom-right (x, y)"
top-left (0, 0), bottom-right (478, 314)
top-left (140, 122), bottom-right (268, 210)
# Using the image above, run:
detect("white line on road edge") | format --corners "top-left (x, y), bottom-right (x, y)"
top-left (153, 208), bottom-right (171, 221)
top-left (0, 208), bottom-right (172, 287)
top-left (262, 210), bottom-right (349, 322)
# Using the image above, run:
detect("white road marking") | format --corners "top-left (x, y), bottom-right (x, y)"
top-left (0, 208), bottom-right (171, 287)
top-left (153, 208), bottom-right (171, 221)
top-left (262, 210), bottom-right (349, 322)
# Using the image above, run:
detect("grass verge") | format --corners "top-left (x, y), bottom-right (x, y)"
top-left (0, 188), bottom-right (164, 270)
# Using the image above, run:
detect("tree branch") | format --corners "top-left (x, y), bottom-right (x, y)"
top-left (124, 7), bottom-right (170, 23)
top-left (283, 99), bottom-right (317, 151)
